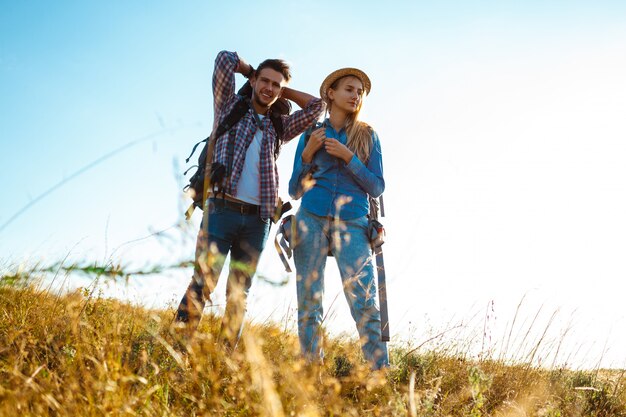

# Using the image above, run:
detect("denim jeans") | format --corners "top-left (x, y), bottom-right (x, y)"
top-left (293, 207), bottom-right (389, 370)
top-left (175, 198), bottom-right (270, 348)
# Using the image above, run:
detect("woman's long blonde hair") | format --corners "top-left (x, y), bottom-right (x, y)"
top-left (327, 76), bottom-right (373, 163)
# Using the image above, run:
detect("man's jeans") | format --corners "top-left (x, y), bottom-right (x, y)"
top-left (175, 198), bottom-right (270, 348)
top-left (293, 208), bottom-right (389, 370)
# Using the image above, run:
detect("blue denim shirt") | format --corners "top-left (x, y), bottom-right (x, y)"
top-left (288, 120), bottom-right (385, 219)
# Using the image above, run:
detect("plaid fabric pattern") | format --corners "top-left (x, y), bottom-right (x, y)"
top-left (212, 51), bottom-right (324, 218)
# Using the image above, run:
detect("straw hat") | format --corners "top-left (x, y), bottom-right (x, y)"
top-left (319, 67), bottom-right (371, 102)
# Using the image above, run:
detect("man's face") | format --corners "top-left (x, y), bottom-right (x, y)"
top-left (250, 67), bottom-right (287, 110)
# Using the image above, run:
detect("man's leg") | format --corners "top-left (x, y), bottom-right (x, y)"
top-left (293, 209), bottom-right (330, 364)
top-left (174, 202), bottom-right (235, 334)
top-left (219, 212), bottom-right (270, 349)
top-left (333, 215), bottom-right (389, 370)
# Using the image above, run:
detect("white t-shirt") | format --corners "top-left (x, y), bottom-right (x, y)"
top-left (234, 115), bottom-right (264, 204)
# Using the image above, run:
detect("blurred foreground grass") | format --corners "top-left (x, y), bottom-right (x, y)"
top-left (1, 270), bottom-right (625, 416)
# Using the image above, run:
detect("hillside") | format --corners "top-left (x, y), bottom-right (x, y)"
top-left (1, 275), bottom-right (625, 416)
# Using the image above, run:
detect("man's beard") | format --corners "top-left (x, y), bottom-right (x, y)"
top-left (252, 90), bottom-right (273, 111)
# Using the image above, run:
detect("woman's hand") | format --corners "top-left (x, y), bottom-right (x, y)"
top-left (302, 128), bottom-right (326, 163)
top-left (324, 138), bottom-right (354, 164)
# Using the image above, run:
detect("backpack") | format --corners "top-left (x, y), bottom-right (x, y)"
top-left (183, 81), bottom-right (291, 219)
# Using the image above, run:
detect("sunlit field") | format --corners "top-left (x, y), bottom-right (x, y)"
top-left (1, 268), bottom-right (625, 417)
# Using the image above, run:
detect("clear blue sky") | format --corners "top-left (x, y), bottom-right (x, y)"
top-left (2, 1), bottom-right (626, 368)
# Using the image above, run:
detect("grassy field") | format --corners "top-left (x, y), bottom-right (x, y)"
top-left (1, 271), bottom-right (625, 416)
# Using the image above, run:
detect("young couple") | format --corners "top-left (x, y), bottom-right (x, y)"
top-left (174, 50), bottom-right (388, 370)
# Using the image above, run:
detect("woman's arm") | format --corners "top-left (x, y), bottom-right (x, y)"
top-left (288, 131), bottom-right (317, 200)
top-left (342, 131), bottom-right (385, 197)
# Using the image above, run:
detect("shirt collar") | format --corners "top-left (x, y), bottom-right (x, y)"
top-left (323, 117), bottom-right (347, 135)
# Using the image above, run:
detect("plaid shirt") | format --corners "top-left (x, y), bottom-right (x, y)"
top-left (211, 51), bottom-right (324, 219)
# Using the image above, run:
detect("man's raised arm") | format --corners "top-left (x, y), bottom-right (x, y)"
top-left (280, 87), bottom-right (325, 140)
top-left (281, 87), bottom-right (317, 110)
top-left (212, 51), bottom-right (240, 116)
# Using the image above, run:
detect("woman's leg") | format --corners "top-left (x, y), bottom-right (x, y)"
top-left (332, 215), bottom-right (389, 370)
top-left (293, 208), bottom-right (330, 363)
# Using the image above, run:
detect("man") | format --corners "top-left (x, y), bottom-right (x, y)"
top-left (174, 50), bottom-right (324, 348)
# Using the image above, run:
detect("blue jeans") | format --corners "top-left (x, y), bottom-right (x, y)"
top-left (294, 208), bottom-right (389, 370)
top-left (175, 198), bottom-right (270, 348)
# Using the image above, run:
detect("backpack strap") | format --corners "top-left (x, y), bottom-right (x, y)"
top-left (274, 214), bottom-right (296, 272)
top-left (215, 97), bottom-right (250, 140)
top-left (270, 111), bottom-right (284, 140)
top-left (224, 100), bottom-right (249, 184)
top-left (208, 97), bottom-right (250, 200)
top-left (184, 97), bottom-right (250, 169)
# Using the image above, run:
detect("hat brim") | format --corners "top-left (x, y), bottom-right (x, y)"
top-left (320, 68), bottom-right (371, 102)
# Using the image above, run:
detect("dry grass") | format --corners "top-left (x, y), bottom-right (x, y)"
top-left (1, 271), bottom-right (625, 416)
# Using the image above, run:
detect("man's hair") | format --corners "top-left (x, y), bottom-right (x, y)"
top-left (256, 59), bottom-right (291, 83)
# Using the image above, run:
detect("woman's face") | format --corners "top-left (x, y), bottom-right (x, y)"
top-left (328, 76), bottom-right (364, 114)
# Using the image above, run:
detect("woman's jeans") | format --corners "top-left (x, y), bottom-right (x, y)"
top-left (175, 198), bottom-right (270, 348)
top-left (294, 208), bottom-right (389, 370)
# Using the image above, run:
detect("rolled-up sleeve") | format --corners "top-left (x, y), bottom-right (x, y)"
top-left (281, 98), bottom-right (324, 142)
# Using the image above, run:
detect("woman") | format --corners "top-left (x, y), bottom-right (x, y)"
top-left (288, 68), bottom-right (388, 370)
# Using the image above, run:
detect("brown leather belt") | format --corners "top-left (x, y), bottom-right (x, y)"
top-left (209, 197), bottom-right (260, 215)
